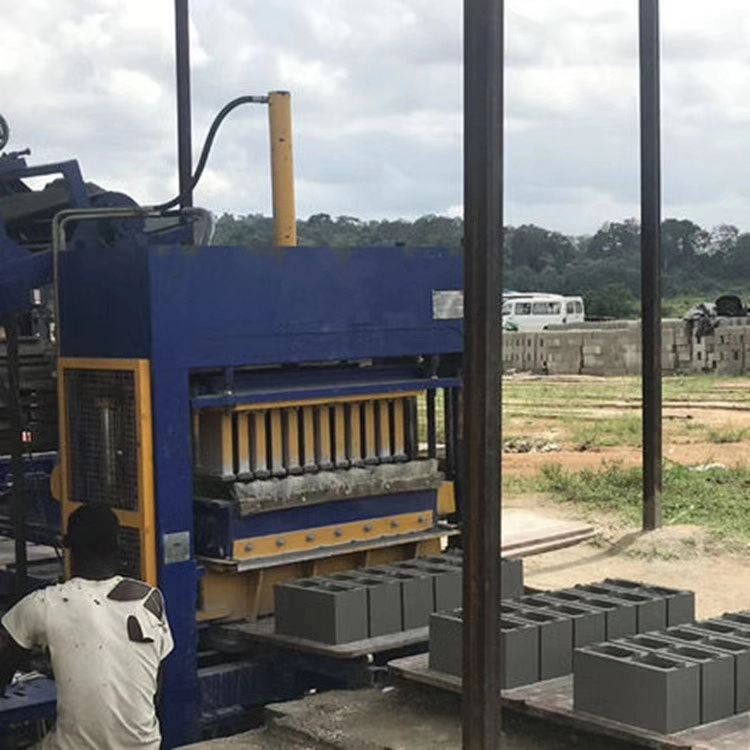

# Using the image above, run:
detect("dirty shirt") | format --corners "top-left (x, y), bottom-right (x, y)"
top-left (2, 576), bottom-right (173, 750)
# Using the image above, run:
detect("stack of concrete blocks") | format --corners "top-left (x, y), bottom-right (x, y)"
top-left (274, 554), bottom-right (524, 645)
top-left (574, 610), bottom-right (750, 734)
top-left (501, 316), bottom-right (750, 376)
top-left (536, 331), bottom-right (585, 376)
top-left (428, 578), bottom-right (695, 695)
top-left (712, 321), bottom-right (749, 375)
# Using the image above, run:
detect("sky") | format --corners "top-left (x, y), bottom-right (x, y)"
top-left (4, 0), bottom-right (750, 235)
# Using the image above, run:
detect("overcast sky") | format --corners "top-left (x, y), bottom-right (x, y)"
top-left (4, 1), bottom-right (750, 235)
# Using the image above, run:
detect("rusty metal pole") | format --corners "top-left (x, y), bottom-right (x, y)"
top-left (175, 0), bottom-right (193, 209)
top-left (462, 0), bottom-right (504, 746)
top-left (640, 0), bottom-right (663, 531)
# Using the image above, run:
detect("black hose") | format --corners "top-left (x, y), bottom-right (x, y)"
top-left (154, 95), bottom-right (267, 211)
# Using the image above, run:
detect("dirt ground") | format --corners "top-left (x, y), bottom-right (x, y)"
top-left (506, 492), bottom-right (750, 619)
top-left (503, 440), bottom-right (750, 476)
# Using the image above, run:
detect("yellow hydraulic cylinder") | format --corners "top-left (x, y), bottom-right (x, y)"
top-left (268, 91), bottom-right (296, 246)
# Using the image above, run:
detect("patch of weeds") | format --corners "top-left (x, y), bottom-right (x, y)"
top-left (538, 460), bottom-right (750, 546)
top-left (707, 427), bottom-right (750, 444)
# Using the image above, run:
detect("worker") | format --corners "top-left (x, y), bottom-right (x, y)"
top-left (0, 504), bottom-right (173, 749)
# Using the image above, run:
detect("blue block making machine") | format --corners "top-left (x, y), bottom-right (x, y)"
top-left (0, 98), bottom-right (466, 745)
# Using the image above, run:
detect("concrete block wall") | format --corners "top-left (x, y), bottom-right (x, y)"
top-left (503, 317), bottom-right (750, 376)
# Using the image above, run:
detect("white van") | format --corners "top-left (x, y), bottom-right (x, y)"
top-left (563, 296), bottom-right (585, 325)
top-left (502, 293), bottom-right (585, 331)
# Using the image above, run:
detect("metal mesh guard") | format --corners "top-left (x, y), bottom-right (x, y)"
top-left (65, 369), bottom-right (139, 511)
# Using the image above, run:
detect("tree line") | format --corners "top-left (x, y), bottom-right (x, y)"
top-left (213, 213), bottom-right (750, 319)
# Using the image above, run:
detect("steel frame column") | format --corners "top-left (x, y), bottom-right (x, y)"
top-left (639, 0), bottom-right (663, 531)
top-left (5, 317), bottom-right (27, 595)
top-left (462, 0), bottom-right (504, 746)
top-left (175, 0), bottom-right (193, 209)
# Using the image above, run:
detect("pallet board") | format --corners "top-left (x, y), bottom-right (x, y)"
top-left (388, 653), bottom-right (750, 750)
top-left (216, 616), bottom-right (429, 659)
top-left (501, 510), bottom-right (595, 557)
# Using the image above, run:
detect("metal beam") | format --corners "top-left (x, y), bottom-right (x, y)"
top-left (175, 0), bottom-right (193, 209)
top-left (639, 0), bottom-right (663, 531)
top-left (462, 0), bottom-right (504, 746)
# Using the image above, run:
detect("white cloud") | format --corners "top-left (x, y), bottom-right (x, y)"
top-left (3, 0), bottom-right (750, 235)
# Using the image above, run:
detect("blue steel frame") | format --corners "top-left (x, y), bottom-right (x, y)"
top-left (58, 242), bottom-right (464, 747)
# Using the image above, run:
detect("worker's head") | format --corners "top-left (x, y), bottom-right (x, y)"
top-left (63, 504), bottom-right (120, 576)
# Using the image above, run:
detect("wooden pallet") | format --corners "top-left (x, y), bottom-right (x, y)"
top-left (388, 653), bottom-right (750, 750)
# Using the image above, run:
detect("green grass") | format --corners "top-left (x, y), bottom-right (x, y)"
top-left (537, 461), bottom-right (750, 539)
top-left (569, 415), bottom-right (643, 449)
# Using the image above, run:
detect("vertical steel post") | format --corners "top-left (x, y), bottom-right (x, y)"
top-left (175, 0), bottom-right (193, 209)
top-left (268, 91), bottom-right (297, 246)
top-left (639, 0), bottom-right (663, 531)
top-left (462, 0), bottom-right (504, 746)
top-left (6, 318), bottom-right (27, 595)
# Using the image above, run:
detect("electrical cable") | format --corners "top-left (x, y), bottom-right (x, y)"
top-left (153, 95), bottom-right (268, 211)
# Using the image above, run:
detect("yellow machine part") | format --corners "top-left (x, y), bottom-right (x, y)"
top-left (58, 358), bottom-right (157, 585)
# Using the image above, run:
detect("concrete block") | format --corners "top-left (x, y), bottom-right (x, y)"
top-left (274, 578), bottom-right (368, 645)
top-left (327, 572), bottom-right (402, 638)
top-left (364, 566), bottom-right (434, 630)
top-left (428, 610), bottom-right (540, 688)
top-left (643, 586), bottom-right (695, 626)
top-left (500, 615), bottom-right (540, 688)
top-left (429, 610), bottom-right (462, 677)
top-left (501, 557), bottom-right (524, 600)
top-left (662, 625), bottom-right (706, 646)
top-left (698, 636), bottom-right (750, 714)
top-left (574, 644), bottom-right (701, 734)
top-left (543, 601), bottom-right (607, 648)
top-left (720, 611), bottom-right (750, 629)
top-left (664, 644), bottom-right (735, 724)
top-left (603, 579), bottom-right (695, 626)
top-left (424, 550), bottom-right (524, 600)
top-left (513, 609), bottom-right (573, 679)
top-left (576, 584), bottom-right (666, 633)
top-left (392, 560), bottom-right (462, 613)
top-left (568, 591), bottom-right (637, 639)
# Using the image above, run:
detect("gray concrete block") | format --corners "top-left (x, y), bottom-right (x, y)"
top-left (430, 550), bottom-right (524, 600)
top-left (664, 644), bottom-right (735, 724)
top-left (576, 584), bottom-right (666, 633)
top-left (365, 566), bottom-right (434, 630)
top-left (513, 609), bottom-right (573, 679)
top-left (639, 585), bottom-right (695, 626)
top-left (543, 601), bottom-right (607, 648)
top-left (625, 634), bottom-right (675, 651)
top-left (574, 644), bottom-right (701, 734)
top-left (429, 609), bottom-right (462, 677)
top-left (501, 557), bottom-right (524, 600)
top-left (698, 636), bottom-right (750, 714)
top-left (569, 592), bottom-right (637, 640)
top-left (274, 578), bottom-right (368, 645)
top-left (500, 615), bottom-right (540, 688)
top-left (428, 610), bottom-right (540, 688)
top-left (326, 572), bottom-right (402, 638)
top-left (721, 611), bottom-right (750, 629)
top-left (392, 560), bottom-right (462, 613)
top-left (661, 626), bottom-right (706, 646)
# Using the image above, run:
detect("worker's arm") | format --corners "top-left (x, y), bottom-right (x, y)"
top-left (0, 626), bottom-right (31, 696)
